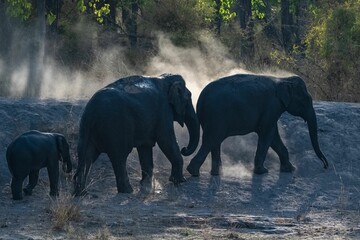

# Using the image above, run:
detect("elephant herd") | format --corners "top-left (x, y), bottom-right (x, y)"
top-left (6, 73), bottom-right (328, 200)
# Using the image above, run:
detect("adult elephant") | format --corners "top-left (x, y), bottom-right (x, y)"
top-left (74, 74), bottom-right (199, 196)
top-left (187, 74), bottom-right (328, 176)
top-left (6, 130), bottom-right (72, 200)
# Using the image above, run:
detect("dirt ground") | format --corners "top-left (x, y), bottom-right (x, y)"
top-left (0, 97), bottom-right (359, 239)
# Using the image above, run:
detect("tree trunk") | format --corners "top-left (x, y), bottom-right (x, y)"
top-left (129, 1), bottom-right (138, 48)
top-left (122, 1), bottom-right (138, 48)
top-left (236, 0), bottom-right (251, 29)
top-left (294, 0), bottom-right (308, 51)
top-left (262, 0), bottom-right (281, 45)
top-left (25, 0), bottom-right (46, 97)
top-left (281, 0), bottom-right (293, 52)
top-left (105, 0), bottom-right (117, 26)
top-left (236, 0), bottom-right (254, 59)
top-left (0, 0), bottom-right (13, 96)
top-left (46, 0), bottom-right (61, 33)
top-left (214, 0), bottom-right (221, 35)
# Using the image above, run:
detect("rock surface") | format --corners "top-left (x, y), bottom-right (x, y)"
top-left (0, 98), bottom-right (359, 239)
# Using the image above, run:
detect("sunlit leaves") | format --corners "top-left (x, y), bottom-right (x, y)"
top-left (76, 0), bottom-right (110, 23)
top-left (47, 11), bottom-right (56, 25)
top-left (305, 0), bottom-right (360, 63)
top-left (5, 0), bottom-right (32, 20)
top-left (89, 0), bottom-right (110, 23)
top-left (251, 0), bottom-right (266, 19)
top-left (219, 0), bottom-right (236, 21)
top-left (76, 0), bottom-right (87, 12)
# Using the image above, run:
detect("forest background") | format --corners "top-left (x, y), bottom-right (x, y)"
top-left (0, 0), bottom-right (359, 102)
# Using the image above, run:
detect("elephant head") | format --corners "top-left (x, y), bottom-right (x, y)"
top-left (56, 135), bottom-right (72, 173)
top-left (166, 74), bottom-right (200, 156)
top-left (276, 76), bottom-right (329, 169)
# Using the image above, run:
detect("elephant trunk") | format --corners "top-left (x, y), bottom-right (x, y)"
top-left (181, 103), bottom-right (200, 156)
top-left (306, 107), bottom-right (329, 169)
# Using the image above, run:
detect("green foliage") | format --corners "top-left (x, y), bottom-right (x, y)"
top-left (47, 11), bottom-right (57, 25)
top-left (251, 0), bottom-right (266, 19)
top-left (5, 0), bottom-right (32, 20)
top-left (76, 0), bottom-right (110, 23)
top-left (76, 0), bottom-right (87, 12)
top-left (196, 0), bottom-right (236, 22)
top-left (88, 0), bottom-right (110, 23)
top-left (305, 1), bottom-right (360, 65)
top-left (219, 0), bottom-right (236, 21)
top-left (323, 6), bottom-right (360, 60)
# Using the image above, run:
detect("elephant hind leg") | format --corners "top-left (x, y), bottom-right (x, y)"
top-left (47, 164), bottom-right (60, 197)
top-left (187, 145), bottom-right (211, 177)
top-left (270, 127), bottom-right (295, 172)
top-left (74, 144), bottom-right (99, 196)
top-left (210, 144), bottom-right (222, 176)
top-left (23, 170), bottom-right (39, 196)
top-left (137, 147), bottom-right (153, 188)
top-left (108, 152), bottom-right (133, 194)
top-left (11, 177), bottom-right (25, 200)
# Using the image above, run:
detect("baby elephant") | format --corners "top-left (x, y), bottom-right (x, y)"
top-left (6, 130), bottom-right (72, 200)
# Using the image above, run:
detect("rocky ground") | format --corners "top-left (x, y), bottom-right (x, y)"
top-left (0, 97), bottom-right (359, 239)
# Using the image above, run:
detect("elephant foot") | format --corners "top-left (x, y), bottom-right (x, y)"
top-left (280, 163), bottom-right (296, 173)
top-left (23, 188), bottom-right (33, 196)
top-left (12, 193), bottom-right (23, 200)
top-left (140, 179), bottom-right (153, 195)
top-left (50, 190), bottom-right (59, 197)
top-left (186, 165), bottom-right (200, 177)
top-left (210, 167), bottom-right (222, 176)
top-left (253, 166), bottom-right (268, 175)
top-left (169, 175), bottom-right (186, 186)
top-left (117, 183), bottom-right (133, 194)
top-left (140, 177), bottom-right (153, 191)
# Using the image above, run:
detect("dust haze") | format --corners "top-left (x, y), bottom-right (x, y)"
top-left (1, 29), bottom-right (252, 101)
top-left (1, 28), bottom-right (293, 179)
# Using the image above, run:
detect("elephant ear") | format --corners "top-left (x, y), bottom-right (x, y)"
top-left (169, 81), bottom-right (186, 125)
top-left (276, 81), bottom-right (292, 109)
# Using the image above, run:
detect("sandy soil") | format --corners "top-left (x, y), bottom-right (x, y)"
top-left (0, 97), bottom-right (359, 239)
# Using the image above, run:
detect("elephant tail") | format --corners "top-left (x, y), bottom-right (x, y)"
top-left (6, 142), bottom-right (15, 176)
top-left (74, 117), bottom-right (92, 186)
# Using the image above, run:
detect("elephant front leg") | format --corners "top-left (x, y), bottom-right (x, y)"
top-left (157, 138), bottom-right (186, 185)
top-left (270, 127), bottom-right (295, 172)
top-left (137, 147), bottom-right (154, 191)
top-left (23, 170), bottom-right (39, 196)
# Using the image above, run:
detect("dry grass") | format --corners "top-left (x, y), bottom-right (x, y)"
top-left (50, 193), bottom-right (81, 230)
top-left (92, 227), bottom-right (112, 240)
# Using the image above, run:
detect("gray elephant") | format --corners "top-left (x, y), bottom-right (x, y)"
top-left (6, 130), bottom-right (72, 200)
top-left (74, 74), bottom-right (199, 196)
top-left (187, 74), bottom-right (328, 176)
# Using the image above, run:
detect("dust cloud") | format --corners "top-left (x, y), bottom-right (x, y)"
top-left (145, 33), bottom-right (249, 103)
top-left (1, 30), bottom-right (251, 101)
top-left (0, 30), bottom-right (285, 178)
